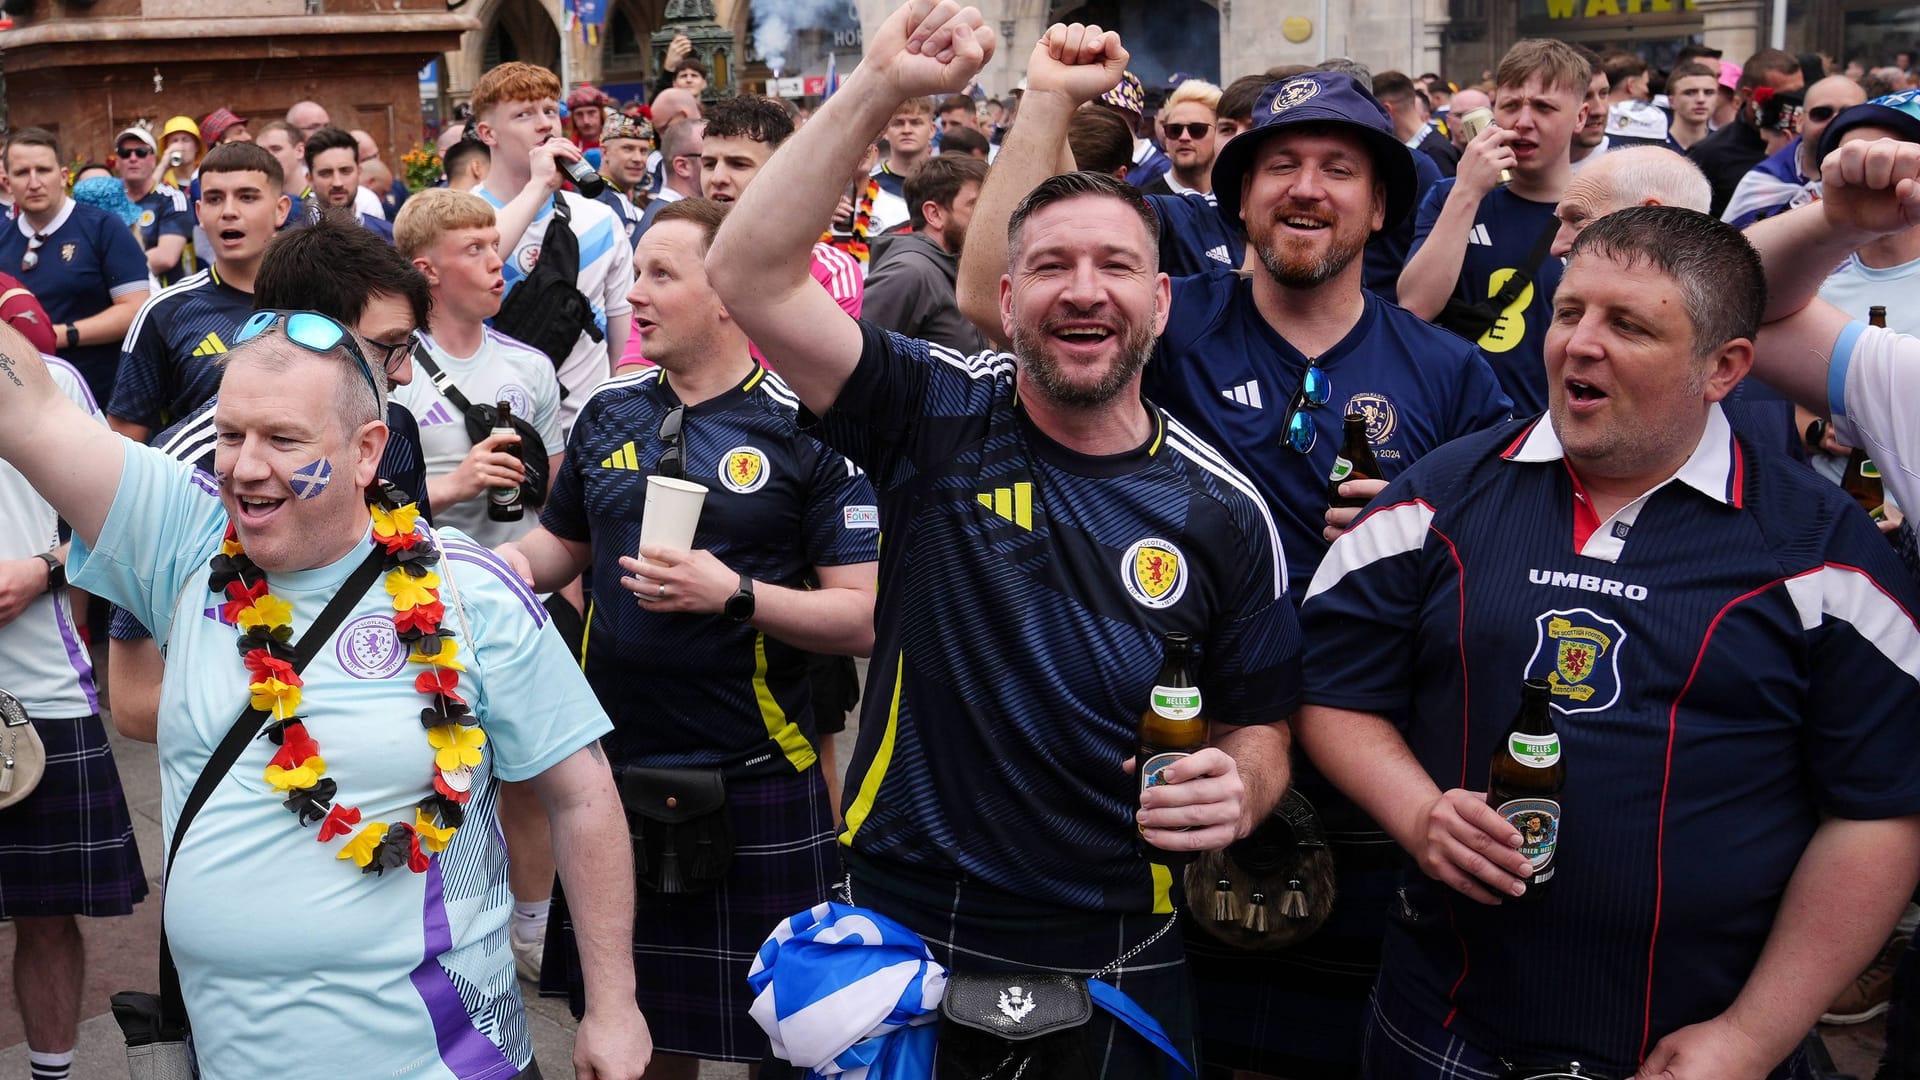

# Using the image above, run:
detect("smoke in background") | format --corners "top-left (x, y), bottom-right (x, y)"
top-left (751, 0), bottom-right (858, 75)
top-left (1053, 0), bottom-right (1220, 88)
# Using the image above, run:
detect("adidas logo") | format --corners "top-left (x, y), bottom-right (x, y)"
top-left (1468, 224), bottom-right (1493, 246)
top-left (1221, 380), bottom-right (1263, 409)
top-left (1205, 244), bottom-right (1232, 264)
top-left (191, 331), bottom-right (228, 358)
top-left (976, 482), bottom-right (1034, 530)
top-left (600, 441), bottom-right (643, 471)
top-left (420, 401), bottom-right (459, 427)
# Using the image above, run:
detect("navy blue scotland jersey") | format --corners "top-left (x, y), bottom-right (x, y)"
top-left (1409, 179), bottom-right (1564, 415)
top-left (1147, 192), bottom-right (1243, 278)
top-left (134, 184), bottom-right (196, 288)
top-left (1149, 272), bottom-right (1511, 588)
top-left (814, 321), bottom-right (1303, 914)
top-left (108, 266), bottom-right (254, 433)
top-left (0, 200), bottom-right (150, 404)
top-left (541, 365), bottom-right (879, 778)
top-left (1299, 407), bottom-right (1920, 1074)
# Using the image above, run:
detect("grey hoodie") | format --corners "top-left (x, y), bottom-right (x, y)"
top-left (861, 231), bottom-right (991, 356)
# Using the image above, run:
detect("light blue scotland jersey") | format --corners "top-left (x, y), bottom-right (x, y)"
top-left (70, 441), bottom-right (610, 1080)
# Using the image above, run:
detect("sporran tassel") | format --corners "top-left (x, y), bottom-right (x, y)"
top-left (1280, 877), bottom-right (1310, 919)
top-left (1241, 890), bottom-right (1271, 933)
top-left (1211, 878), bottom-right (1241, 923)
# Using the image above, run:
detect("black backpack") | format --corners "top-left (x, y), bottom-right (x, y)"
top-left (492, 193), bottom-right (604, 391)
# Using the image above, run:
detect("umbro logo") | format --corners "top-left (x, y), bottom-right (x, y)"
top-left (1221, 380), bottom-right (1263, 409)
top-left (976, 481), bottom-right (1034, 530)
top-left (420, 401), bottom-right (459, 427)
top-left (191, 332), bottom-right (227, 358)
top-left (1468, 224), bottom-right (1493, 246)
top-left (1204, 244), bottom-right (1232, 264)
top-left (600, 441), bottom-right (643, 471)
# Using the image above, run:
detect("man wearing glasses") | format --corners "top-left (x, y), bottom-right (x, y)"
top-left (105, 212), bottom-right (436, 746)
top-left (1722, 74), bottom-right (1866, 229)
top-left (1142, 79), bottom-right (1221, 203)
top-left (956, 55), bottom-right (1510, 1079)
top-left (0, 309), bottom-right (655, 1080)
top-left (499, 198), bottom-right (877, 1076)
top-left (113, 125), bottom-right (195, 285)
top-left (0, 128), bottom-right (150, 406)
top-left (108, 142), bottom-right (290, 446)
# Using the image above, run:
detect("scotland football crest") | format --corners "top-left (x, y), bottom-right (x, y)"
top-left (1525, 608), bottom-right (1626, 715)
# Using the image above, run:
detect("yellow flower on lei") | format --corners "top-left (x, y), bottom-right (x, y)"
top-left (236, 593), bottom-right (293, 634)
top-left (264, 756), bottom-right (325, 792)
top-left (250, 676), bottom-right (303, 718)
top-left (372, 502), bottom-right (420, 540)
top-left (220, 536), bottom-right (245, 557)
top-left (337, 821), bottom-right (387, 867)
top-left (414, 809), bottom-right (457, 852)
top-left (386, 568), bottom-right (441, 611)
top-left (426, 724), bottom-right (487, 771)
top-left (409, 636), bottom-right (466, 671)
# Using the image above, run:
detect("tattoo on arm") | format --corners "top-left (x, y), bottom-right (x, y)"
top-left (0, 353), bottom-right (22, 388)
top-left (588, 742), bottom-right (606, 766)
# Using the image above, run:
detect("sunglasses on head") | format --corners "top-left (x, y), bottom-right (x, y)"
top-left (1163, 122), bottom-right (1211, 140)
top-left (233, 310), bottom-right (381, 402)
top-left (116, 145), bottom-right (155, 160)
top-left (655, 404), bottom-right (686, 480)
top-left (1283, 364), bottom-right (1331, 454)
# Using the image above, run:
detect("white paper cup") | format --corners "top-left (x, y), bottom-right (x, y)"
top-left (639, 475), bottom-right (709, 564)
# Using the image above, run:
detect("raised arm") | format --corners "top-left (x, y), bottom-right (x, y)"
top-left (956, 24), bottom-right (1128, 347)
top-left (706, 0), bottom-right (995, 416)
top-left (0, 323), bottom-right (125, 545)
top-left (1396, 126), bottom-right (1514, 321)
top-left (1749, 138), bottom-right (1920, 411)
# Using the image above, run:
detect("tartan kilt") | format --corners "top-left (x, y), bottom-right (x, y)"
top-left (541, 766), bottom-right (838, 1063)
top-left (0, 713), bottom-right (149, 918)
top-left (844, 853), bottom-right (1198, 1078)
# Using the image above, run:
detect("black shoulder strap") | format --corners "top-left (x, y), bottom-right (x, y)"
top-left (1483, 214), bottom-right (1563, 313)
top-left (158, 543), bottom-right (389, 1031)
top-left (410, 339), bottom-right (478, 417)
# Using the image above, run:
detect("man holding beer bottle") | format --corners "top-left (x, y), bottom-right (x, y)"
top-left (1296, 206), bottom-right (1920, 1078)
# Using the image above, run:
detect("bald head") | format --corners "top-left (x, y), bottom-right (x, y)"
top-left (287, 101), bottom-right (330, 136)
top-left (350, 129), bottom-right (380, 163)
top-left (1800, 75), bottom-right (1869, 171)
top-left (1450, 88), bottom-right (1491, 151)
top-left (1551, 147), bottom-right (1710, 257)
top-left (652, 89), bottom-right (704, 135)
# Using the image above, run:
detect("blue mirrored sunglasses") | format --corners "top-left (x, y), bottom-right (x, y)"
top-left (1283, 364), bottom-right (1331, 454)
top-left (233, 310), bottom-right (381, 402)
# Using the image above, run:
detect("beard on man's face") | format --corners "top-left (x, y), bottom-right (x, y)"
top-left (1010, 303), bottom-right (1158, 410)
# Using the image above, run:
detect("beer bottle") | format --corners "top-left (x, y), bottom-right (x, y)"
top-left (1487, 678), bottom-right (1563, 900)
top-left (1327, 413), bottom-right (1381, 509)
top-left (1846, 307), bottom-right (1889, 519)
top-left (487, 400), bottom-right (524, 523)
top-left (1137, 632), bottom-right (1207, 855)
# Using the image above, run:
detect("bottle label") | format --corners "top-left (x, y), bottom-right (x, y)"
top-left (1151, 685), bottom-right (1202, 720)
top-left (1328, 456), bottom-right (1354, 484)
top-left (1509, 733), bottom-right (1560, 768)
top-left (1862, 458), bottom-right (1882, 480)
top-left (1139, 750), bottom-right (1190, 796)
top-left (1496, 796), bottom-right (1560, 876)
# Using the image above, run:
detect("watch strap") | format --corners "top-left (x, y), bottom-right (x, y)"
top-left (727, 572), bottom-right (755, 622)
top-left (64, 323), bottom-right (79, 349)
top-left (34, 551), bottom-right (63, 592)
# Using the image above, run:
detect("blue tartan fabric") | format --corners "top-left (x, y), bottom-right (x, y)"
top-left (541, 767), bottom-right (838, 1062)
top-left (0, 712), bottom-right (148, 916)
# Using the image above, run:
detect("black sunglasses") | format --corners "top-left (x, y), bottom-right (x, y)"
top-left (116, 146), bottom-right (155, 160)
top-left (1163, 122), bottom-right (1211, 140)
top-left (1805, 104), bottom-right (1840, 123)
top-left (655, 404), bottom-right (685, 480)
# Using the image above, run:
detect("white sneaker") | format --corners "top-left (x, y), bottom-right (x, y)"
top-left (511, 929), bottom-right (544, 983)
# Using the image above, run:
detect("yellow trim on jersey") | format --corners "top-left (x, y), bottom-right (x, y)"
top-left (1149, 862), bottom-right (1174, 915)
top-left (754, 632), bottom-right (818, 773)
top-left (1147, 410), bottom-right (1165, 456)
top-left (742, 367), bottom-right (766, 393)
top-left (839, 653), bottom-right (903, 846)
top-left (578, 598), bottom-right (594, 671)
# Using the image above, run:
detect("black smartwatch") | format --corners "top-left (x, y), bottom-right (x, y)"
top-left (723, 573), bottom-right (755, 623)
top-left (35, 551), bottom-right (64, 592)
top-left (63, 323), bottom-right (79, 350)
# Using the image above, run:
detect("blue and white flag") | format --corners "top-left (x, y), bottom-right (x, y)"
top-left (290, 458), bottom-right (333, 500)
top-left (748, 903), bottom-right (945, 1079)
